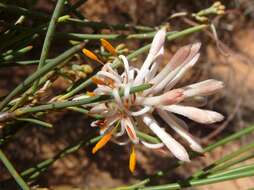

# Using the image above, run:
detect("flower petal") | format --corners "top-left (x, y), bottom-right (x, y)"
top-left (135, 89), bottom-right (184, 106)
top-left (148, 43), bottom-right (201, 91)
top-left (183, 79), bottom-right (224, 98)
top-left (163, 104), bottom-right (224, 124)
top-left (141, 141), bottom-right (164, 149)
top-left (157, 109), bottom-right (203, 153)
top-left (134, 28), bottom-right (166, 85)
top-left (122, 117), bottom-right (139, 144)
top-left (142, 114), bottom-right (190, 162)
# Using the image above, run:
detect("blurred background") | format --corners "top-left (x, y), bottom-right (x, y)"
top-left (0, 0), bottom-right (254, 189)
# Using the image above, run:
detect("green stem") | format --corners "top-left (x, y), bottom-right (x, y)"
top-left (210, 152), bottom-right (254, 174)
top-left (33, 0), bottom-right (66, 91)
top-left (0, 43), bottom-right (84, 111)
top-left (204, 124), bottom-right (254, 152)
top-left (0, 149), bottom-right (30, 190)
top-left (140, 169), bottom-right (254, 190)
top-left (0, 46), bottom-right (33, 62)
top-left (16, 117), bottom-right (53, 128)
top-left (65, 18), bottom-right (154, 32)
top-left (13, 84), bottom-right (151, 116)
top-left (207, 164), bottom-right (254, 179)
top-left (192, 141), bottom-right (254, 179)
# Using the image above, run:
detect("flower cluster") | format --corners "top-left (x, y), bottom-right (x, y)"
top-left (83, 28), bottom-right (224, 172)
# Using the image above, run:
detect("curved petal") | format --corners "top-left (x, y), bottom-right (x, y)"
top-left (121, 117), bottom-right (139, 144)
top-left (163, 104), bottom-right (224, 124)
top-left (142, 114), bottom-right (190, 162)
top-left (141, 141), bottom-right (164, 149)
top-left (134, 28), bottom-right (166, 85)
top-left (157, 109), bottom-right (203, 153)
top-left (183, 79), bottom-right (224, 98)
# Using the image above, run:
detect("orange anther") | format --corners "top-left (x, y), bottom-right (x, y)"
top-left (100, 39), bottom-right (117, 56)
top-left (91, 76), bottom-right (106, 85)
top-left (92, 131), bottom-right (112, 154)
top-left (129, 145), bottom-right (136, 173)
top-left (82, 48), bottom-right (104, 64)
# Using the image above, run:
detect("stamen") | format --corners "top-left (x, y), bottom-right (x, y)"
top-left (126, 125), bottom-right (136, 140)
top-left (100, 39), bottom-right (117, 56)
top-left (129, 145), bottom-right (136, 173)
top-left (82, 48), bottom-right (104, 64)
top-left (92, 131), bottom-right (113, 154)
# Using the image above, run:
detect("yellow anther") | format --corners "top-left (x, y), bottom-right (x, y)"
top-left (82, 48), bottom-right (103, 64)
top-left (100, 39), bottom-right (117, 56)
top-left (129, 145), bottom-right (136, 173)
top-left (92, 131), bottom-right (112, 154)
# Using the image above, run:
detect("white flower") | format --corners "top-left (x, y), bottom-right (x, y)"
top-left (87, 29), bottom-right (224, 169)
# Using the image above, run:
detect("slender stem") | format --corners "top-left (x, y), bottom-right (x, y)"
top-left (33, 0), bottom-right (66, 91)
top-left (60, 24), bottom-right (207, 100)
top-left (204, 124), bottom-right (254, 152)
top-left (207, 164), bottom-right (254, 179)
top-left (65, 18), bottom-right (154, 32)
top-left (191, 142), bottom-right (254, 179)
top-left (140, 169), bottom-right (254, 190)
top-left (0, 149), bottom-right (30, 190)
top-left (113, 179), bottom-right (150, 190)
top-left (0, 46), bottom-right (33, 62)
top-left (16, 117), bottom-right (53, 128)
top-left (13, 84), bottom-right (152, 116)
top-left (0, 43), bottom-right (84, 111)
top-left (209, 152), bottom-right (254, 174)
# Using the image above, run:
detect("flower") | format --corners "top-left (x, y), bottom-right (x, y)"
top-left (85, 29), bottom-right (224, 171)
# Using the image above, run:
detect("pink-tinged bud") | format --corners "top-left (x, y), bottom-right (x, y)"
top-left (183, 79), bottom-right (224, 98)
top-left (135, 89), bottom-right (184, 106)
top-left (164, 105), bottom-right (224, 124)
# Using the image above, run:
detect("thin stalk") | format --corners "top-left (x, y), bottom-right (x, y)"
top-left (0, 46), bottom-right (33, 62)
top-left (114, 179), bottom-right (150, 190)
top-left (16, 118), bottom-right (53, 128)
top-left (0, 149), bottom-right (30, 190)
top-left (60, 24), bottom-right (207, 100)
top-left (204, 124), bottom-right (254, 152)
top-left (0, 43), bottom-right (84, 111)
top-left (140, 169), bottom-right (254, 190)
top-left (65, 18), bottom-right (154, 32)
top-left (191, 141), bottom-right (254, 179)
top-left (33, 0), bottom-right (66, 91)
top-left (207, 164), bottom-right (254, 179)
top-left (209, 152), bottom-right (254, 174)
top-left (136, 131), bottom-right (161, 144)
top-left (67, 107), bottom-right (103, 120)
top-left (13, 84), bottom-right (151, 116)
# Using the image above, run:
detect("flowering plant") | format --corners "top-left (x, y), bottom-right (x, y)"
top-left (84, 29), bottom-right (224, 172)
